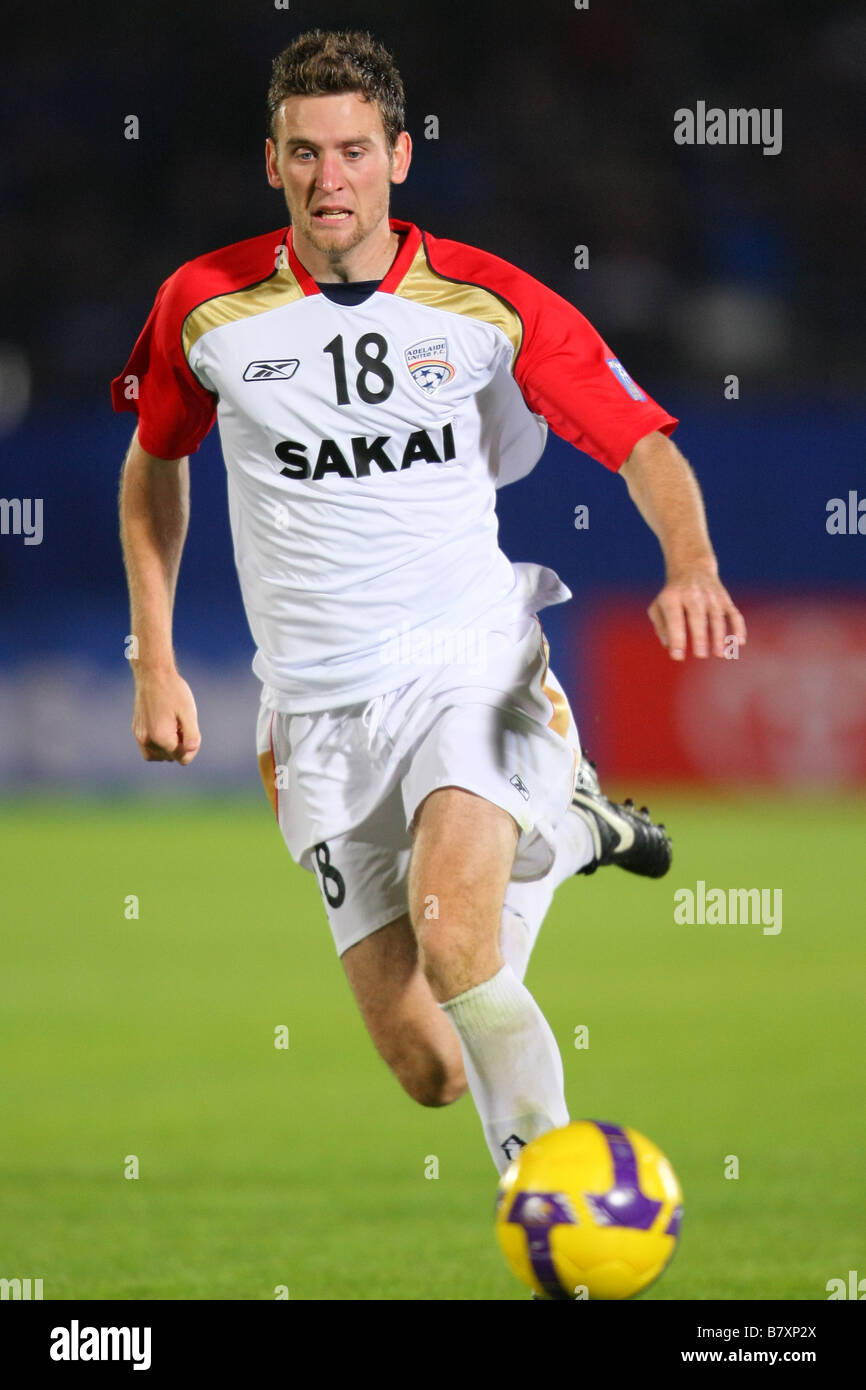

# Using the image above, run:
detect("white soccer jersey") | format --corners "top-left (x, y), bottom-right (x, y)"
top-left (113, 219), bottom-right (677, 712)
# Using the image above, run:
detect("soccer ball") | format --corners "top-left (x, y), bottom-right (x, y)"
top-left (495, 1120), bottom-right (683, 1300)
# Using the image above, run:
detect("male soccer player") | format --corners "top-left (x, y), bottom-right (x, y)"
top-left (114, 30), bottom-right (745, 1174)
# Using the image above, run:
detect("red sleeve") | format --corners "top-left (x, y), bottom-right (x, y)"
top-left (110, 270), bottom-right (217, 459)
top-left (513, 282), bottom-right (678, 471)
top-left (424, 233), bottom-right (678, 471)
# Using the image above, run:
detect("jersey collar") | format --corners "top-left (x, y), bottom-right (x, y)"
top-left (284, 219), bottom-right (421, 295)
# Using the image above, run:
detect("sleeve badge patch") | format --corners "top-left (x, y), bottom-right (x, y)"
top-left (606, 357), bottom-right (648, 402)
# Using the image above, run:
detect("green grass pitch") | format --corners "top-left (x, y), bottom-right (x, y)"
top-left (1, 792), bottom-right (863, 1300)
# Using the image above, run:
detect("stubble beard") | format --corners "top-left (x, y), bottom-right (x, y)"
top-left (296, 182), bottom-right (391, 264)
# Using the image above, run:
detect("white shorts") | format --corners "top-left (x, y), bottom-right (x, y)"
top-left (256, 613), bottom-right (581, 956)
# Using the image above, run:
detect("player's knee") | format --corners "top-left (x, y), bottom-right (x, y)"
top-left (399, 1059), bottom-right (467, 1108)
top-left (408, 1074), bottom-right (468, 1108)
top-left (416, 922), bottom-right (486, 1002)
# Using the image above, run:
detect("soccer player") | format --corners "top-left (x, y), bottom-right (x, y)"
top-left (114, 30), bottom-right (745, 1175)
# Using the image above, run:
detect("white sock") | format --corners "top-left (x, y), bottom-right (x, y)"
top-left (500, 808), bottom-right (594, 981)
top-left (441, 962), bottom-right (569, 1174)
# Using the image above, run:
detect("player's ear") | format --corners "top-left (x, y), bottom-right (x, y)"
top-left (265, 138), bottom-right (283, 189)
top-left (390, 130), bottom-right (412, 185)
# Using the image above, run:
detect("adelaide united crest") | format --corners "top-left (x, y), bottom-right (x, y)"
top-left (404, 337), bottom-right (455, 396)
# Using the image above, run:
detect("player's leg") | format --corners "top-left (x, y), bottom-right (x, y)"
top-left (303, 814), bottom-right (474, 1108)
top-left (337, 797), bottom-right (588, 1107)
top-left (302, 776), bottom-right (572, 1160)
top-left (396, 618), bottom-right (668, 1172)
top-left (296, 780), bottom-right (475, 1109)
top-left (493, 656), bottom-right (592, 981)
top-left (338, 749), bottom-right (668, 1117)
top-left (256, 699), bottom-right (461, 1106)
top-left (408, 783), bottom-right (571, 1174)
top-left (258, 713), bottom-right (631, 1133)
top-left (340, 912), bottom-right (467, 1108)
top-left (260, 695), bottom-right (501, 1113)
top-left (337, 804), bottom-right (581, 1108)
top-left (407, 784), bottom-right (518, 1000)
top-left (499, 660), bottom-right (673, 983)
top-left (500, 809), bottom-right (592, 981)
top-left (277, 783), bottom-right (658, 1130)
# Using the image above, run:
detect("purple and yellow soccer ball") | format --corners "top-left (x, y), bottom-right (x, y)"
top-left (495, 1120), bottom-right (683, 1300)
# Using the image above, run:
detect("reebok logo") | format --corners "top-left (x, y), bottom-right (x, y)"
top-left (243, 359), bottom-right (300, 381)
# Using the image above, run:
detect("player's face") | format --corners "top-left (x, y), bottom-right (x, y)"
top-left (266, 92), bottom-right (411, 264)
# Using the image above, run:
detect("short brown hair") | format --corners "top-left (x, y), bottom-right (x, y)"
top-left (267, 29), bottom-right (406, 149)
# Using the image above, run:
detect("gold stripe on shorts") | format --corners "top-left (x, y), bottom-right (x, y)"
top-left (258, 711), bottom-right (278, 820)
top-left (540, 634), bottom-right (572, 741)
top-left (258, 750), bottom-right (278, 818)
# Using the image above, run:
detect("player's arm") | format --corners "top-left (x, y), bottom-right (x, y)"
top-left (428, 236), bottom-right (746, 660)
top-left (119, 427), bottom-right (202, 763)
top-left (619, 430), bottom-right (746, 661)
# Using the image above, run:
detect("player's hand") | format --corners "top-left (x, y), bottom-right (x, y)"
top-left (648, 568), bottom-right (746, 661)
top-left (131, 668), bottom-right (202, 764)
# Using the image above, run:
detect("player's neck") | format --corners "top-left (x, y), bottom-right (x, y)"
top-left (293, 223), bottom-right (400, 284)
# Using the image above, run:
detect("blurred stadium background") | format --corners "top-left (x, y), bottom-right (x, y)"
top-left (2, 0), bottom-right (864, 793)
top-left (2, 0), bottom-right (864, 1301)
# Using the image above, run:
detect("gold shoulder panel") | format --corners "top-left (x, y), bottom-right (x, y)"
top-left (182, 264), bottom-right (305, 360)
top-left (393, 244), bottom-right (523, 367)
